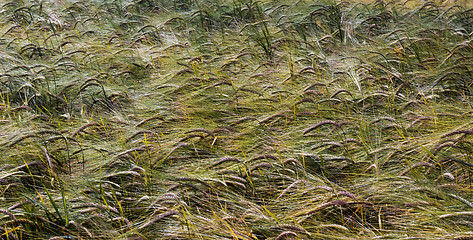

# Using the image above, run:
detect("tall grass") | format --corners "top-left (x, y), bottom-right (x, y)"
top-left (0, 0), bottom-right (472, 239)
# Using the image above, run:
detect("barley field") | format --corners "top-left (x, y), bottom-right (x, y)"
top-left (0, 0), bottom-right (473, 239)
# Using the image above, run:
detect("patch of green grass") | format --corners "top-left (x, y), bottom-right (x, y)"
top-left (0, 0), bottom-right (473, 239)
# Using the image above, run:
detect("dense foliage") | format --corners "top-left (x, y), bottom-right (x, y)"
top-left (0, 0), bottom-right (473, 239)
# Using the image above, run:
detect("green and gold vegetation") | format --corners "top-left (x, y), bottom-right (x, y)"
top-left (0, 0), bottom-right (473, 239)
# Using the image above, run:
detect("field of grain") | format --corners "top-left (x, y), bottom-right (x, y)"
top-left (0, 0), bottom-right (472, 239)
